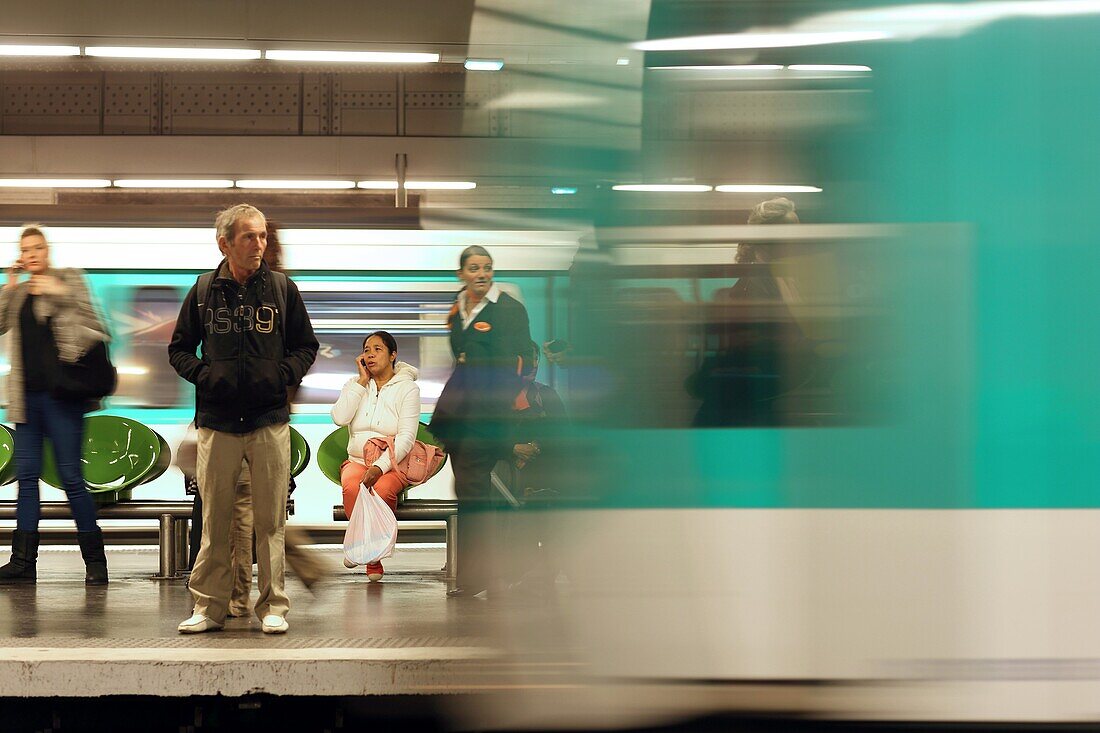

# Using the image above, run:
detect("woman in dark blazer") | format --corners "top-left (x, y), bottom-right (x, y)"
top-left (430, 245), bottom-right (533, 597)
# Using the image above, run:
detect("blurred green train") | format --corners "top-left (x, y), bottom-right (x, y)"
top-left (535, 3), bottom-right (1100, 724)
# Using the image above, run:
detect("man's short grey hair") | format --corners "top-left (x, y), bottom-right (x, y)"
top-left (215, 204), bottom-right (266, 242)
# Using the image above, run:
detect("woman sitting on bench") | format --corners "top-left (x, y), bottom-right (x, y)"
top-left (331, 330), bottom-right (421, 581)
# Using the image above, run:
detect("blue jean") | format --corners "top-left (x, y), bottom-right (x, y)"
top-left (15, 390), bottom-right (98, 532)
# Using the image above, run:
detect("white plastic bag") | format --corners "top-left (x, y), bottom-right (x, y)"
top-left (343, 487), bottom-right (398, 566)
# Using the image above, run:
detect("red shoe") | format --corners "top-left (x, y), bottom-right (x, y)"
top-left (366, 562), bottom-right (384, 582)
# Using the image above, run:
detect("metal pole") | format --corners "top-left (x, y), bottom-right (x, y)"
top-left (154, 513), bottom-right (177, 580)
top-left (174, 518), bottom-right (190, 574)
top-left (445, 514), bottom-right (458, 581)
top-left (395, 153), bottom-right (408, 208)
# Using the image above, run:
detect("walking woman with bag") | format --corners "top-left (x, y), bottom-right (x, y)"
top-left (430, 245), bottom-right (533, 598)
top-left (0, 225), bottom-right (112, 585)
top-left (332, 330), bottom-right (423, 581)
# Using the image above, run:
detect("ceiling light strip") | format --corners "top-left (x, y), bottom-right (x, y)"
top-left (114, 179), bottom-right (234, 188)
top-left (635, 31), bottom-right (891, 51)
top-left (715, 184), bottom-right (823, 193)
top-left (0, 45), bottom-right (80, 57)
top-left (612, 184), bottom-right (713, 192)
top-left (0, 178), bottom-right (111, 188)
top-left (235, 180), bottom-right (356, 189)
top-left (788, 64), bottom-right (871, 72)
top-left (85, 46), bottom-right (261, 60)
top-left (265, 50), bottom-right (439, 63)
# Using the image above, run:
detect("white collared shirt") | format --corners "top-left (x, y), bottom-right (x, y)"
top-left (457, 283), bottom-right (500, 330)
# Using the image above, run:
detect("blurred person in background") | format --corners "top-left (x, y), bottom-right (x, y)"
top-left (332, 330), bottom-right (421, 582)
top-left (688, 198), bottom-right (812, 427)
top-left (0, 225), bottom-right (111, 585)
top-left (506, 341), bottom-right (567, 497)
top-left (499, 340), bottom-right (568, 596)
top-left (431, 245), bottom-right (533, 598)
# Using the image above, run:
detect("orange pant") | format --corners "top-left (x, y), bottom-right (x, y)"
top-left (340, 460), bottom-right (405, 519)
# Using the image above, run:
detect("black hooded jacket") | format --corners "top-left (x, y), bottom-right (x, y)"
top-left (168, 260), bottom-right (318, 433)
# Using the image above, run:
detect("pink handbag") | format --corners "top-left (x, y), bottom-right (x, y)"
top-left (362, 436), bottom-right (445, 486)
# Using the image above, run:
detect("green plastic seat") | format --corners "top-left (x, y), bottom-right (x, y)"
top-left (318, 426), bottom-right (350, 486)
top-left (318, 423), bottom-right (446, 487)
top-left (290, 425), bottom-right (310, 478)
top-left (139, 431), bottom-right (174, 486)
top-left (41, 415), bottom-right (162, 504)
top-left (0, 424), bottom-right (16, 486)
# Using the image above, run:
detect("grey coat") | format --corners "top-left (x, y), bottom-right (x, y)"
top-left (0, 268), bottom-right (110, 423)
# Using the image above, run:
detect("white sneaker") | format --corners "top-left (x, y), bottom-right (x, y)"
top-left (178, 614), bottom-right (223, 634)
top-left (261, 614), bottom-right (288, 634)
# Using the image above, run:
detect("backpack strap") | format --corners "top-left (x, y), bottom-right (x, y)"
top-left (270, 270), bottom-right (289, 342)
top-left (195, 270), bottom-right (217, 328)
top-left (192, 271), bottom-right (217, 425)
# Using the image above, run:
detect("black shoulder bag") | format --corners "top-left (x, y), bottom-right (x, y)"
top-left (51, 338), bottom-right (117, 402)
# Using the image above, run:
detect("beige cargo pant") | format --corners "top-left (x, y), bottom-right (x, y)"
top-left (190, 423), bottom-right (290, 624)
top-left (228, 465), bottom-right (326, 617)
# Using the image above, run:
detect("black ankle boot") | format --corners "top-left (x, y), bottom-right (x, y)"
top-left (0, 529), bottom-right (39, 584)
top-left (77, 529), bottom-right (108, 586)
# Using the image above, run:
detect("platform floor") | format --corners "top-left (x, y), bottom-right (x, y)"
top-left (0, 546), bottom-right (573, 699)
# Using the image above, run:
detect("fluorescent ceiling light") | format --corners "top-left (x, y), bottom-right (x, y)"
top-left (265, 50), bottom-right (439, 63)
top-left (788, 64), bottom-right (871, 72)
top-left (716, 184), bottom-right (823, 193)
top-left (404, 181), bottom-right (477, 190)
top-left (464, 58), bottom-right (504, 71)
top-left (356, 181), bottom-right (399, 190)
top-left (780, 2), bottom-right (1100, 44)
top-left (0, 179), bottom-right (111, 188)
top-left (0, 45), bottom-right (80, 57)
top-left (635, 30), bottom-right (891, 51)
top-left (85, 46), bottom-right (261, 60)
top-left (551, 187), bottom-right (578, 195)
top-left (616, 57), bottom-right (631, 66)
top-left (114, 179), bottom-right (234, 188)
top-left (235, 180), bottom-right (355, 189)
top-left (651, 64), bottom-right (783, 71)
top-left (613, 184), bottom-right (713, 192)
top-left (355, 180), bottom-right (476, 190)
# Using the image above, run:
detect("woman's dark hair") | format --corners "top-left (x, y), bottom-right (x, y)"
top-left (362, 330), bottom-right (398, 355)
top-left (459, 245), bottom-right (492, 269)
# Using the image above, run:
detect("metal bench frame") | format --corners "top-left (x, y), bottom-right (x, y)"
top-left (0, 500), bottom-right (193, 579)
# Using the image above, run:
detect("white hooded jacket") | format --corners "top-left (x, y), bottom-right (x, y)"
top-left (330, 361), bottom-right (421, 473)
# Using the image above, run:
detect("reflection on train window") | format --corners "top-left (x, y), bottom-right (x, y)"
top-left (115, 286), bottom-right (185, 408)
top-left (604, 242), bottom-right (881, 428)
top-left (111, 283), bottom-right (459, 412)
top-left (296, 288), bottom-right (455, 411)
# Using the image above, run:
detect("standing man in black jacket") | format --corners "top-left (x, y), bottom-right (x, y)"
top-left (169, 204), bottom-right (318, 635)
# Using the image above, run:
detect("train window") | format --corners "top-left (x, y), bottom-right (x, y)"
top-left (591, 233), bottom-right (881, 428)
top-left (293, 284), bottom-right (459, 412)
top-left (114, 285), bottom-right (185, 408)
